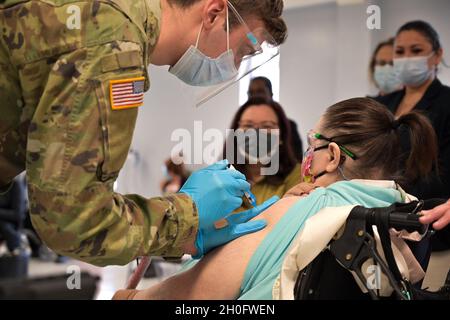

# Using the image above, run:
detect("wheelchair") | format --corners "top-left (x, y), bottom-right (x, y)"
top-left (294, 199), bottom-right (450, 300)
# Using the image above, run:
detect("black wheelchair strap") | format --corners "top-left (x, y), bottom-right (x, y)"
top-left (374, 205), bottom-right (404, 283)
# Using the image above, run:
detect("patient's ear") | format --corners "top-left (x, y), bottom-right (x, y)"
top-left (325, 143), bottom-right (341, 173)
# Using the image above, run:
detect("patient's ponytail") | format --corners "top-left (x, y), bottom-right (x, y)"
top-left (393, 112), bottom-right (438, 181)
top-left (321, 98), bottom-right (438, 183)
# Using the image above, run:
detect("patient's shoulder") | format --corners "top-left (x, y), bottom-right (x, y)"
top-left (300, 181), bottom-right (364, 207)
top-left (285, 187), bottom-right (337, 215)
top-left (314, 180), bottom-right (400, 208)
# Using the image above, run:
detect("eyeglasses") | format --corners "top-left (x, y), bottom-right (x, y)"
top-left (375, 60), bottom-right (394, 67)
top-left (307, 130), bottom-right (358, 160)
top-left (239, 121), bottom-right (279, 130)
top-left (195, 2), bottom-right (280, 107)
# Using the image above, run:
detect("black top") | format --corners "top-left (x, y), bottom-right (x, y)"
top-left (375, 79), bottom-right (450, 200)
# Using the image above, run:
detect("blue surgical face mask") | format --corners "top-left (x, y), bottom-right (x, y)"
top-left (394, 53), bottom-right (435, 87)
top-left (169, 9), bottom-right (238, 87)
top-left (374, 65), bottom-right (403, 94)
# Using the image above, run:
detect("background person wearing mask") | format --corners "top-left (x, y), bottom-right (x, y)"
top-left (0, 0), bottom-right (287, 266)
top-left (376, 20), bottom-right (450, 253)
top-left (248, 77), bottom-right (304, 161)
top-left (224, 97), bottom-right (301, 210)
top-left (369, 38), bottom-right (403, 97)
top-left (376, 21), bottom-right (450, 200)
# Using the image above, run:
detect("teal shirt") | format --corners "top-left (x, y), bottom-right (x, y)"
top-left (238, 180), bottom-right (405, 300)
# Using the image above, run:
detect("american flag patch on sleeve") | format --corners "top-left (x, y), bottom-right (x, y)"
top-left (109, 77), bottom-right (145, 110)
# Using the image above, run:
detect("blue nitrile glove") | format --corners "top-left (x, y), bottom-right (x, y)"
top-left (179, 160), bottom-right (251, 230)
top-left (193, 196), bottom-right (279, 259)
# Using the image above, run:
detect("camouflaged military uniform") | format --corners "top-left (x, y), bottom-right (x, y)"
top-left (0, 0), bottom-right (198, 266)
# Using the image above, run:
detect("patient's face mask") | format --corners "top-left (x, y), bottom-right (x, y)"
top-left (169, 7), bottom-right (238, 87)
top-left (393, 53), bottom-right (435, 87)
top-left (302, 131), bottom-right (357, 183)
top-left (302, 146), bottom-right (328, 183)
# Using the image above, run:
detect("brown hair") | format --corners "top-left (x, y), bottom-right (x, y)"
top-left (320, 98), bottom-right (438, 183)
top-left (397, 20), bottom-right (442, 52)
top-left (369, 37), bottom-right (395, 84)
top-left (223, 97), bottom-right (297, 185)
top-left (168, 0), bottom-right (287, 45)
top-left (165, 158), bottom-right (189, 179)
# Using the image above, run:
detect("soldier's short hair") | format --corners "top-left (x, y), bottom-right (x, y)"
top-left (168, 0), bottom-right (287, 46)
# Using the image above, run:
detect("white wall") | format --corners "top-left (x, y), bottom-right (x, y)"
top-left (280, 1), bottom-right (372, 144)
top-left (118, 0), bottom-right (450, 198)
top-left (279, 3), bottom-right (338, 145)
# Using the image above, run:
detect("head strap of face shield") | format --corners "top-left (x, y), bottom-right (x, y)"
top-left (227, 1), bottom-right (262, 54)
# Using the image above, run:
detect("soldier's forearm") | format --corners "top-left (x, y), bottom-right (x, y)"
top-left (136, 193), bottom-right (199, 258)
top-left (28, 183), bottom-right (199, 266)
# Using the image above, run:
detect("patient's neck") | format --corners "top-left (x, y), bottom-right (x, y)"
top-left (315, 172), bottom-right (342, 188)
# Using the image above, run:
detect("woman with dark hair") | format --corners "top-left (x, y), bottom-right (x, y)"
top-left (369, 38), bottom-right (403, 96)
top-left (376, 21), bottom-right (450, 252)
top-left (376, 20), bottom-right (450, 200)
top-left (247, 77), bottom-right (305, 161)
top-left (114, 98), bottom-right (439, 300)
top-left (223, 97), bottom-right (301, 208)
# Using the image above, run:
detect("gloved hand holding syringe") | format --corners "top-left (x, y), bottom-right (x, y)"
top-left (126, 160), bottom-right (278, 289)
top-left (228, 164), bottom-right (257, 208)
top-left (180, 160), bottom-right (278, 259)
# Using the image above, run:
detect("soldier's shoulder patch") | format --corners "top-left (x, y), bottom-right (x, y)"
top-left (109, 77), bottom-right (145, 110)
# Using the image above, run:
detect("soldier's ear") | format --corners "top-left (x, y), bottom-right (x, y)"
top-left (202, 0), bottom-right (227, 30)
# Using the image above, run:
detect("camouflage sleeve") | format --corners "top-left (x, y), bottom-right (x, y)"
top-left (0, 39), bottom-right (27, 189)
top-left (26, 41), bottom-right (198, 267)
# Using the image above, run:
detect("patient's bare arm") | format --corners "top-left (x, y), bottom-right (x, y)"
top-left (132, 197), bottom-right (300, 300)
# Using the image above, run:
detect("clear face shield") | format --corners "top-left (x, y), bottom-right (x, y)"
top-left (170, 1), bottom-right (280, 108)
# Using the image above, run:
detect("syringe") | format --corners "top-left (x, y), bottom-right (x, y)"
top-left (228, 164), bottom-right (257, 208)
